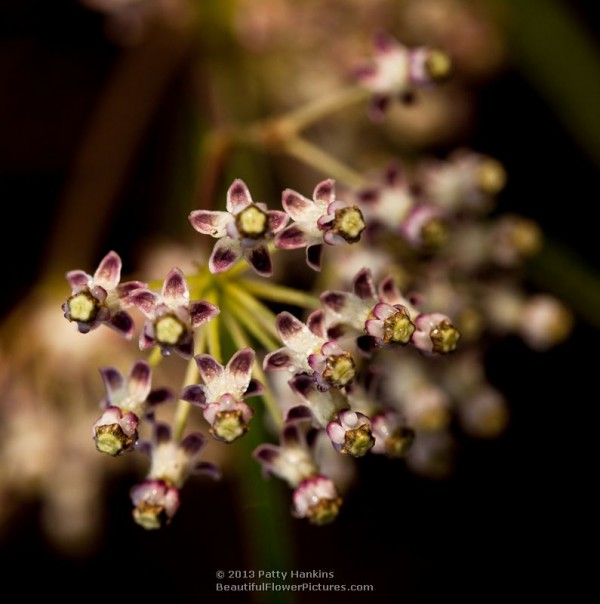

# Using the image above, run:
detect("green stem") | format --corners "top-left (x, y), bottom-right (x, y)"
top-left (224, 283), bottom-right (281, 340)
top-left (283, 135), bottom-right (367, 189)
top-left (172, 328), bottom-right (205, 441)
top-left (239, 278), bottom-right (320, 309)
top-left (278, 84), bottom-right (369, 133)
top-left (205, 290), bottom-right (222, 363)
top-left (223, 311), bottom-right (283, 428)
top-left (148, 346), bottom-right (163, 368)
top-left (225, 298), bottom-right (281, 351)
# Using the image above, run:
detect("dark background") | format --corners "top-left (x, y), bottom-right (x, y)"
top-left (0, 1), bottom-right (595, 602)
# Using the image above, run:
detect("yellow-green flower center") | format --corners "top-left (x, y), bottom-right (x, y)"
top-left (383, 308), bottom-right (416, 344)
top-left (476, 159), bottom-right (506, 195)
top-left (341, 425), bottom-right (375, 457)
top-left (155, 315), bottom-right (186, 346)
top-left (212, 410), bottom-right (248, 443)
top-left (323, 353), bottom-right (356, 387)
top-left (133, 502), bottom-right (167, 530)
top-left (421, 218), bottom-right (447, 250)
top-left (95, 423), bottom-right (135, 456)
top-left (425, 49), bottom-right (453, 82)
top-left (236, 205), bottom-right (268, 239)
top-left (68, 291), bottom-right (98, 323)
top-left (332, 206), bottom-right (366, 243)
top-left (306, 497), bottom-right (343, 526)
top-left (430, 320), bottom-right (460, 354)
top-left (384, 427), bottom-right (415, 458)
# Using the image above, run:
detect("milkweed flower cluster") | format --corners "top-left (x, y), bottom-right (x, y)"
top-left (55, 32), bottom-right (572, 530)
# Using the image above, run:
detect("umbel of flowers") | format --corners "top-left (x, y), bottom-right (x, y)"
top-left (61, 35), bottom-right (571, 529)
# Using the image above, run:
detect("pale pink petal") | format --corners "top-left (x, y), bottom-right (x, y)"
top-left (128, 360), bottom-right (152, 400)
top-left (226, 348), bottom-right (255, 392)
top-left (180, 384), bottom-right (207, 407)
top-left (282, 189), bottom-right (314, 220)
top-left (263, 349), bottom-right (294, 371)
top-left (306, 244), bottom-right (323, 271)
top-left (93, 251), bottom-right (122, 291)
top-left (100, 367), bottom-right (124, 400)
top-left (189, 301), bottom-right (220, 328)
top-left (66, 270), bottom-right (91, 291)
top-left (267, 210), bottom-right (289, 234)
top-left (189, 210), bottom-right (232, 238)
top-left (129, 290), bottom-right (160, 318)
top-left (227, 179), bottom-right (253, 214)
top-left (307, 309), bottom-right (326, 338)
top-left (354, 268), bottom-right (376, 300)
top-left (195, 354), bottom-right (224, 386)
top-left (162, 268), bottom-right (189, 305)
top-left (245, 244), bottom-right (272, 277)
top-left (108, 311), bottom-right (135, 340)
top-left (209, 238), bottom-right (242, 274)
top-left (275, 225), bottom-right (308, 249)
top-left (313, 179), bottom-right (335, 205)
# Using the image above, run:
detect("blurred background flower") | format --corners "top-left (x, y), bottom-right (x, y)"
top-left (0, 0), bottom-right (597, 601)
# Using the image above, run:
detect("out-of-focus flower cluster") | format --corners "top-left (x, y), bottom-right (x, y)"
top-left (0, 10), bottom-right (572, 547)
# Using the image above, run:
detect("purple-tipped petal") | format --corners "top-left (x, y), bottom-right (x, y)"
top-left (263, 349), bottom-right (294, 371)
top-left (313, 179), bottom-right (336, 205)
top-left (162, 268), bottom-right (189, 304)
top-left (129, 290), bottom-right (160, 318)
top-left (147, 388), bottom-right (174, 406)
top-left (286, 405), bottom-right (314, 422)
top-left (135, 440), bottom-right (152, 456)
top-left (227, 179), bottom-right (253, 214)
top-left (253, 444), bottom-right (281, 469)
top-left (93, 251), bottom-right (122, 291)
top-left (357, 188), bottom-right (379, 205)
top-left (66, 270), bottom-right (91, 290)
top-left (154, 422), bottom-right (171, 444)
top-left (245, 244), bottom-right (272, 277)
top-left (227, 348), bottom-right (255, 389)
top-left (209, 238), bottom-right (242, 274)
top-left (117, 280), bottom-right (147, 300)
top-left (385, 161), bottom-right (403, 187)
top-left (326, 323), bottom-right (350, 340)
top-left (275, 225), bottom-right (308, 249)
top-left (321, 291), bottom-right (350, 313)
top-left (193, 461), bottom-right (221, 480)
top-left (306, 244), bottom-right (323, 271)
top-left (100, 367), bottom-right (124, 399)
top-left (189, 210), bottom-right (231, 237)
top-left (176, 340), bottom-right (194, 360)
top-left (180, 432), bottom-right (205, 456)
top-left (368, 95), bottom-right (390, 121)
top-left (374, 31), bottom-right (397, 52)
top-left (139, 325), bottom-right (155, 351)
top-left (245, 379), bottom-right (264, 398)
top-left (282, 422), bottom-right (303, 447)
top-left (195, 354), bottom-right (224, 385)
top-left (276, 312), bottom-right (304, 346)
top-left (289, 373), bottom-right (316, 400)
top-left (353, 268), bottom-right (376, 300)
top-left (190, 301), bottom-right (220, 328)
top-left (356, 335), bottom-right (377, 355)
top-left (128, 360), bottom-right (152, 399)
top-left (307, 309), bottom-right (326, 338)
top-left (180, 384), bottom-right (207, 407)
top-left (267, 210), bottom-right (289, 234)
top-left (282, 189), bottom-right (314, 220)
